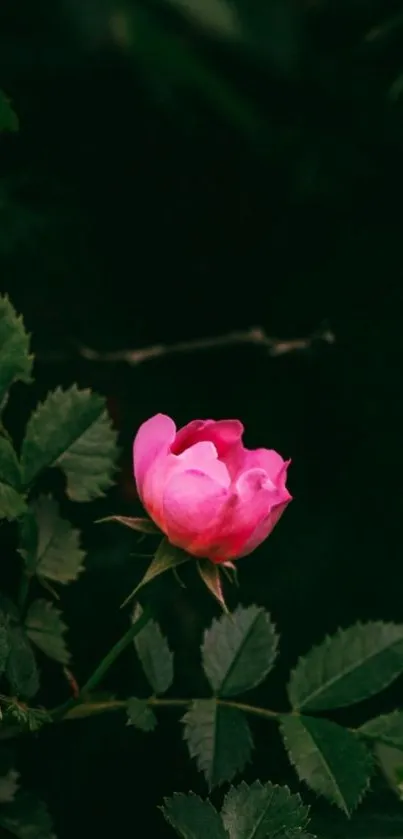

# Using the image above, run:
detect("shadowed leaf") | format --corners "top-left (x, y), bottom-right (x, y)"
top-left (183, 699), bottom-right (253, 788)
top-left (281, 714), bottom-right (372, 815)
top-left (0, 295), bottom-right (32, 405)
top-left (18, 496), bottom-right (85, 584)
top-left (221, 780), bottom-right (311, 839)
top-left (288, 621), bottom-right (403, 711)
top-left (21, 385), bottom-right (118, 500)
top-left (121, 538), bottom-right (191, 607)
top-left (161, 793), bottom-right (228, 839)
top-left (202, 605), bottom-right (278, 697)
top-left (6, 627), bottom-right (39, 699)
top-left (25, 599), bottom-right (70, 665)
top-left (133, 604), bottom-right (174, 694)
top-left (127, 697), bottom-right (157, 732)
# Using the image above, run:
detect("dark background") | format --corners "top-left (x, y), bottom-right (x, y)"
top-left (2, 1), bottom-right (403, 836)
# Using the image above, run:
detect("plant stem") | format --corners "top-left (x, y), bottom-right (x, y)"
top-left (65, 700), bottom-right (126, 719)
top-left (64, 697), bottom-right (189, 720)
top-left (220, 699), bottom-right (279, 720)
top-left (63, 695), bottom-right (280, 722)
top-left (82, 605), bottom-right (152, 693)
top-left (149, 698), bottom-right (190, 708)
top-left (50, 604), bottom-right (153, 721)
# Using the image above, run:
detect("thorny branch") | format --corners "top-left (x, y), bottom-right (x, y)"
top-left (38, 324), bottom-right (335, 366)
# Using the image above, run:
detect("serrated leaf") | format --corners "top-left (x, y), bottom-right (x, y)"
top-left (359, 711), bottom-right (403, 749)
top-left (0, 437), bottom-right (27, 521)
top-left (280, 714), bottom-right (372, 816)
top-left (198, 560), bottom-right (228, 612)
top-left (0, 484), bottom-right (27, 522)
top-left (25, 599), bottom-right (70, 665)
top-left (21, 385), bottom-right (118, 500)
top-left (0, 91), bottom-right (19, 132)
top-left (0, 436), bottom-right (21, 487)
top-left (0, 295), bottom-right (32, 405)
top-left (288, 621), bottom-right (403, 712)
top-left (161, 793), bottom-right (228, 839)
top-left (6, 626), bottom-right (39, 699)
top-left (98, 515), bottom-right (160, 534)
top-left (221, 780), bottom-right (310, 839)
top-left (133, 604), bottom-right (173, 694)
top-left (183, 699), bottom-right (253, 789)
top-left (121, 537), bottom-right (191, 607)
top-left (127, 697), bottom-right (157, 731)
top-left (202, 605), bottom-right (278, 697)
top-left (5, 703), bottom-right (50, 733)
top-left (19, 495), bottom-right (85, 584)
top-left (0, 770), bottom-right (19, 804)
top-left (0, 791), bottom-right (56, 839)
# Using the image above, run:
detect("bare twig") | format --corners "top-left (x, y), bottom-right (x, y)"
top-left (37, 324), bottom-right (335, 366)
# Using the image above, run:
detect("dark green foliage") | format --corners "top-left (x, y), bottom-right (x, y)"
top-left (202, 605), bottom-right (278, 697)
top-left (281, 715), bottom-right (372, 815)
top-left (183, 699), bottom-right (253, 788)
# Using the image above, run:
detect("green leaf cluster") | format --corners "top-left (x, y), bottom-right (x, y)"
top-left (181, 604), bottom-right (277, 789)
top-left (175, 606), bottom-right (403, 819)
top-left (161, 782), bottom-right (312, 839)
top-left (282, 621), bottom-right (403, 814)
top-left (0, 294), bottom-right (119, 702)
top-left (4, 292), bottom-right (403, 836)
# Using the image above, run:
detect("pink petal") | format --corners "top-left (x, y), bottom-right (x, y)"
top-left (171, 420), bottom-right (214, 455)
top-left (204, 468), bottom-right (277, 562)
top-left (177, 441), bottom-right (230, 488)
top-left (171, 418), bottom-right (244, 458)
top-left (133, 414), bottom-right (176, 499)
top-left (200, 420), bottom-right (244, 457)
top-left (224, 445), bottom-right (288, 482)
top-left (163, 469), bottom-right (228, 553)
top-left (237, 497), bottom-right (291, 558)
top-left (246, 449), bottom-right (288, 478)
top-left (133, 414), bottom-right (292, 564)
top-left (139, 438), bottom-right (230, 532)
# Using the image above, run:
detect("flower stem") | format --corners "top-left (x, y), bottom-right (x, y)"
top-left (50, 604), bottom-right (153, 721)
top-left (82, 605), bottom-right (152, 694)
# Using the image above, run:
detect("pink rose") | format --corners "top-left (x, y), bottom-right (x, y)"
top-left (133, 414), bottom-right (292, 564)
